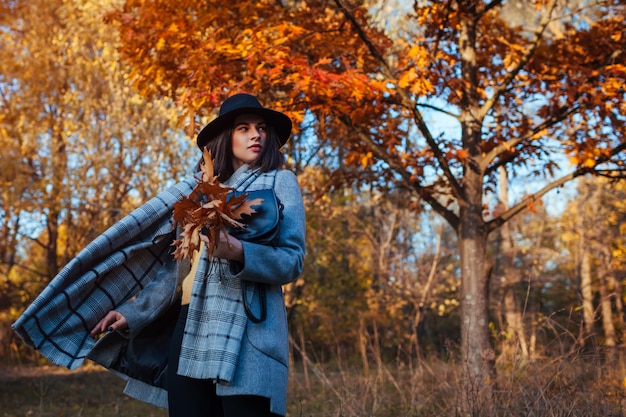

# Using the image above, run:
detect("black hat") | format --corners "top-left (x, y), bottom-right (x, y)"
top-left (196, 93), bottom-right (292, 149)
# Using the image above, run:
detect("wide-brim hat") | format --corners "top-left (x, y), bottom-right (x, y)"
top-left (196, 93), bottom-right (292, 149)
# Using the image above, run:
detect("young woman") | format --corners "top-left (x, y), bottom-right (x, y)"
top-left (13, 94), bottom-right (306, 417)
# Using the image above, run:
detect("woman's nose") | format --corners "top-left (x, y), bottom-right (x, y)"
top-left (250, 127), bottom-right (262, 139)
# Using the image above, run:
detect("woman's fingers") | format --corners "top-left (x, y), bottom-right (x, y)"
top-left (90, 311), bottom-right (128, 336)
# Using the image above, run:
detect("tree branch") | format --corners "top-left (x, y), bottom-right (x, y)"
top-left (332, 0), bottom-right (390, 71)
top-left (339, 115), bottom-right (460, 229)
top-left (595, 169), bottom-right (626, 179)
top-left (477, 0), bottom-right (558, 121)
top-left (486, 170), bottom-right (579, 233)
top-left (0, 260), bottom-right (48, 278)
top-left (482, 104), bottom-right (580, 173)
top-left (416, 101), bottom-right (459, 120)
top-left (486, 140), bottom-right (626, 233)
top-left (333, 0), bottom-right (465, 202)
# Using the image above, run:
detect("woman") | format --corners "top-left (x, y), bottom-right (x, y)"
top-left (13, 94), bottom-right (306, 417)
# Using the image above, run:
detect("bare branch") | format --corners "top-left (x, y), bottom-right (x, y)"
top-left (482, 104), bottom-right (580, 173)
top-left (487, 141), bottom-right (626, 233)
top-left (595, 169), bottom-right (626, 179)
top-left (339, 115), bottom-right (460, 229)
top-left (0, 260), bottom-right (48, 278)
top-left (417, 102), bottom-right (460, 120)
top-left (332, 0), bottom-right (390, 72)
top-left (410, 223), bottom-right (444, 354)
top-left (487, 170), bottom-right (580, 232)
top-left (409, 102), bottom-right (466, 199)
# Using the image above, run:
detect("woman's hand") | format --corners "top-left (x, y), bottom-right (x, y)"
top-left (201, 230), bottom-right (244, 262)
top-left (90, 310), bottom-right (128, 336)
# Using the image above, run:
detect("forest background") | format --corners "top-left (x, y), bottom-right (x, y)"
top-left (1, 0), bottom-right (626, 416)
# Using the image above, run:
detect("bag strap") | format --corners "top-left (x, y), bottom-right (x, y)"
top-left (238, 170), bottom-right (279, 324)
top-left (242, 281), bottom-right (267, 323)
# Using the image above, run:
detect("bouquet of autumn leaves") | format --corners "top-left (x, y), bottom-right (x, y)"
top-left (171, 149), bottom-right (263, 261)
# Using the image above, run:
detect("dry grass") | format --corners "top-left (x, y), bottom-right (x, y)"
top-left (286, 354), bottom-right (626, 417)
top-left (0, 363), bottom-right (166, 417)
top-left (2, 355), bottom-right (626, 417)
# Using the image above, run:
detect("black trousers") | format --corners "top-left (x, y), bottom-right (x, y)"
top-left (167, 304), bottom-right (281, 417)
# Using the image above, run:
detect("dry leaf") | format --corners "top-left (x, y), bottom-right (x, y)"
top-left (171, 149), bottom-right (262, 260)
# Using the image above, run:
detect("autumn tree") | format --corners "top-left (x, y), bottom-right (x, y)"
top-left (104, 0), bottom-right (626, 410)
top-left (0, 0), bottom-right (194, 292)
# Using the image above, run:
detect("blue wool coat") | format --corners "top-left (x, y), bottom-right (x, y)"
top-left (13, 167), bottom-right (306, 417)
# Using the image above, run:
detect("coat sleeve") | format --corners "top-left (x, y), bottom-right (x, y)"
top-left (115, 248), bottom-right (183, 338)
top-left (233, 169), bottom-right (306, 286)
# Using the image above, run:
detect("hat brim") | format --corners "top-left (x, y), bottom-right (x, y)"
top-left (197, 107), bottom-right (292, 149)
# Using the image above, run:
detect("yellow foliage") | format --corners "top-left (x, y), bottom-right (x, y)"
top-left (361, 151), bottom-right (374, 168)
top-left (398, 67), bottom-right (417, 89)
top-left (155, 37), bottom-right (165, 50)
top-left (407, 45), bottom-right (422, 59)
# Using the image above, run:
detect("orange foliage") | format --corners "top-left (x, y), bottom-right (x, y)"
top-left (104, 0), bottom-right (626, 196)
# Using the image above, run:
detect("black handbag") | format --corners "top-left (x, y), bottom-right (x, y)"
top-left (228, 172), bottom-right (284, 324)
top-left (229, 187), bottom-right (282, 323)
top-left (88, 301), bottom-right (181, 389)
top-left (228, 188), bottom-right (284, 246)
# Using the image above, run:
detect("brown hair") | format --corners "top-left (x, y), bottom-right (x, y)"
top-left (198, 122), bottom-right (284, 180)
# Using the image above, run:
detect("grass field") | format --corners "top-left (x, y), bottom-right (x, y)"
top-left (0, 364), bottom-right (166, 417)
top-left (3, 356), bottom-right (626, 416)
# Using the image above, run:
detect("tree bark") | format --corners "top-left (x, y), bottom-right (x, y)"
top-left (459, 169), bottom-right (495, 413)
top-left (598, 247), bottom-right (617, 361)
top-left (456, 4), bottom-right (496, 409)
top-left (578, 238), bottom-right (595, 349)
top-left (46, 123), bottom-right (67, 279)
top-left (498, 167), bottom-right (529, 360)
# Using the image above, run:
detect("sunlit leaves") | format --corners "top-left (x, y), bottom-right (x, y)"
top-left (0, 0), bottom-right (193, 280)
top-left (104, 0), bottom-right (395, 162)
top-left (104, 0), bottom-right (626, 220)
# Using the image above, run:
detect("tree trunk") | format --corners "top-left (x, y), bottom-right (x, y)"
top-left (459, 171), bottom-right (495, 413)
top-left (598, 247), bottom-right (617, 361)
top-left (498, 167), bottom-right (529, 360)
top-left (46, 211), bottom-right (60, 279)
top-left (607, 269), bottom-right (624, 344)
top-left (578, 238), bottom-right (595, 349)
top-left (46, 125), bottom-right (67, 278)
top-left (457, 6), bottom-right (495, 401)
top-left (358, 317), bottom-right (370, 379)
top-left (502, 287), bottom-right (529, 358)
top-left (598, 270), bottom-right (616, 341)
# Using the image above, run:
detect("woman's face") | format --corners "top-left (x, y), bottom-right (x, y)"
top-left (231, 113), bottom-right (267, 170)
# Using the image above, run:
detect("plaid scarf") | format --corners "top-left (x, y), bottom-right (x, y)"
top-left (177, 167), bottom-right (277, 382)
top-left (13, 165), bottom-right (277, 383)
top-left (11, 177), bottom-right (196, 369)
